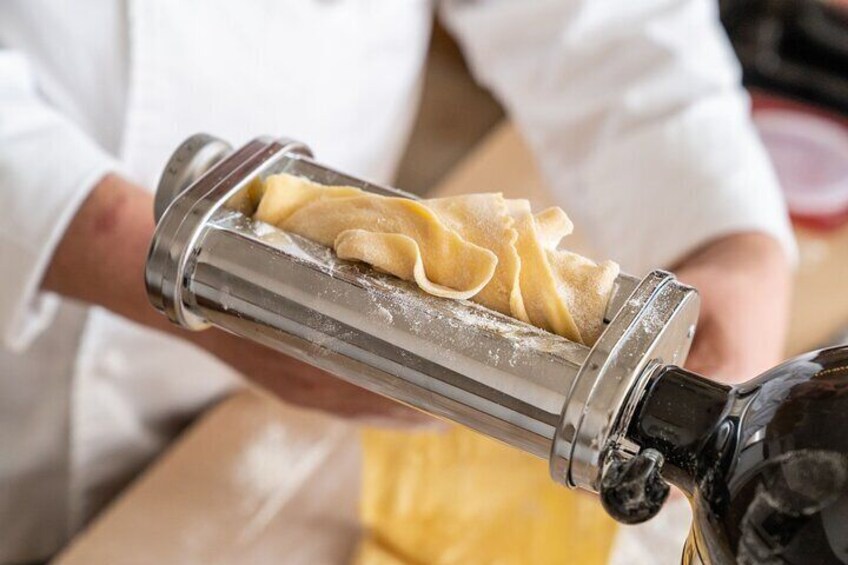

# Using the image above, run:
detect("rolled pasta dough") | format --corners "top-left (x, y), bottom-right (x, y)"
top-left (255, 173), bottom-right (618, 345)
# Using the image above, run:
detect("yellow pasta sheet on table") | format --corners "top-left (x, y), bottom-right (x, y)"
top-left (254, 173), bottom-right (620, 565)
top-left (355, 427), bottom-right (618, 565)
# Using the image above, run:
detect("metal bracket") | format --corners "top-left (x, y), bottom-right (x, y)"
top-left (551, 270), bottom-right (700, 492)
top-left (146, 135), bottom-right (312, 329)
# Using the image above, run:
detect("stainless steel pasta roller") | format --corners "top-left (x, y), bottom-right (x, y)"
top-left (149, 134), bottom-right (848, 563)
top-left (146, 133), bottom-right (700, 521)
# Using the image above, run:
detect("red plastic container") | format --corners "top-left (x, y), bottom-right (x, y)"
top-left (752, 94), bottom-right (848, 230)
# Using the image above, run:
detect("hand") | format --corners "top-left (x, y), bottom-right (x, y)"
top-left (44, 173), bottom-right (430, 425)
top-left (672, 233), bottom-right (793, 385)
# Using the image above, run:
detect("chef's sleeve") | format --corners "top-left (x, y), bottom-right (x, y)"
top-left (440, 0), bottom-right (797, 275)
top-left (0, 50), bottom-right (118, 350)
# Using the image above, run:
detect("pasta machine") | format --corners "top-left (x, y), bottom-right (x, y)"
top-left (146, 134), bottom-right (700, 523)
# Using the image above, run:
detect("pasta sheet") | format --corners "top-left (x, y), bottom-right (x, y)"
top-left (255, 173), bottom-right (618, 344)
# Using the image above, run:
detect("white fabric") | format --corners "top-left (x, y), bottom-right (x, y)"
top-left (0, 52), bottom-right (119, 351)
top-left (0, 0), bottom-right (793, 562)
top-left (441, 0), bottom-right (796, 274)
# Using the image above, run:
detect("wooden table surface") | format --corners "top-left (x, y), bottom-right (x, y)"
top-left (55, 124), bottom-right (848, 564)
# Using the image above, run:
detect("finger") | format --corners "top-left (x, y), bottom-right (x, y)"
top-left (684, 318), bottom-right (748, 385)
top-left (334, 392), bottom-right (440, 428)
top-left (263, 356), bottom-right (443, 427)
top-left (294, 374), bottom-right (438, 426)
top-left (354, 412), bottom-right (449, 431)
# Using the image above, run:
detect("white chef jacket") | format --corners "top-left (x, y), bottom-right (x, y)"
top-left (0, 0), bottom-right (794, 562)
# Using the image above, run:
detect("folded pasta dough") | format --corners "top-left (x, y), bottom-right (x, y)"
top-left (425, 194), bottom-right (526, 320)
top-left (255, 173), bottom-right (619, 345)
top-left (547, 251), bottom-right (619, 345)
top-left (507, 200), bottom-right (583, 342)
top-left (256, 174), bottom-right (498, 299)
